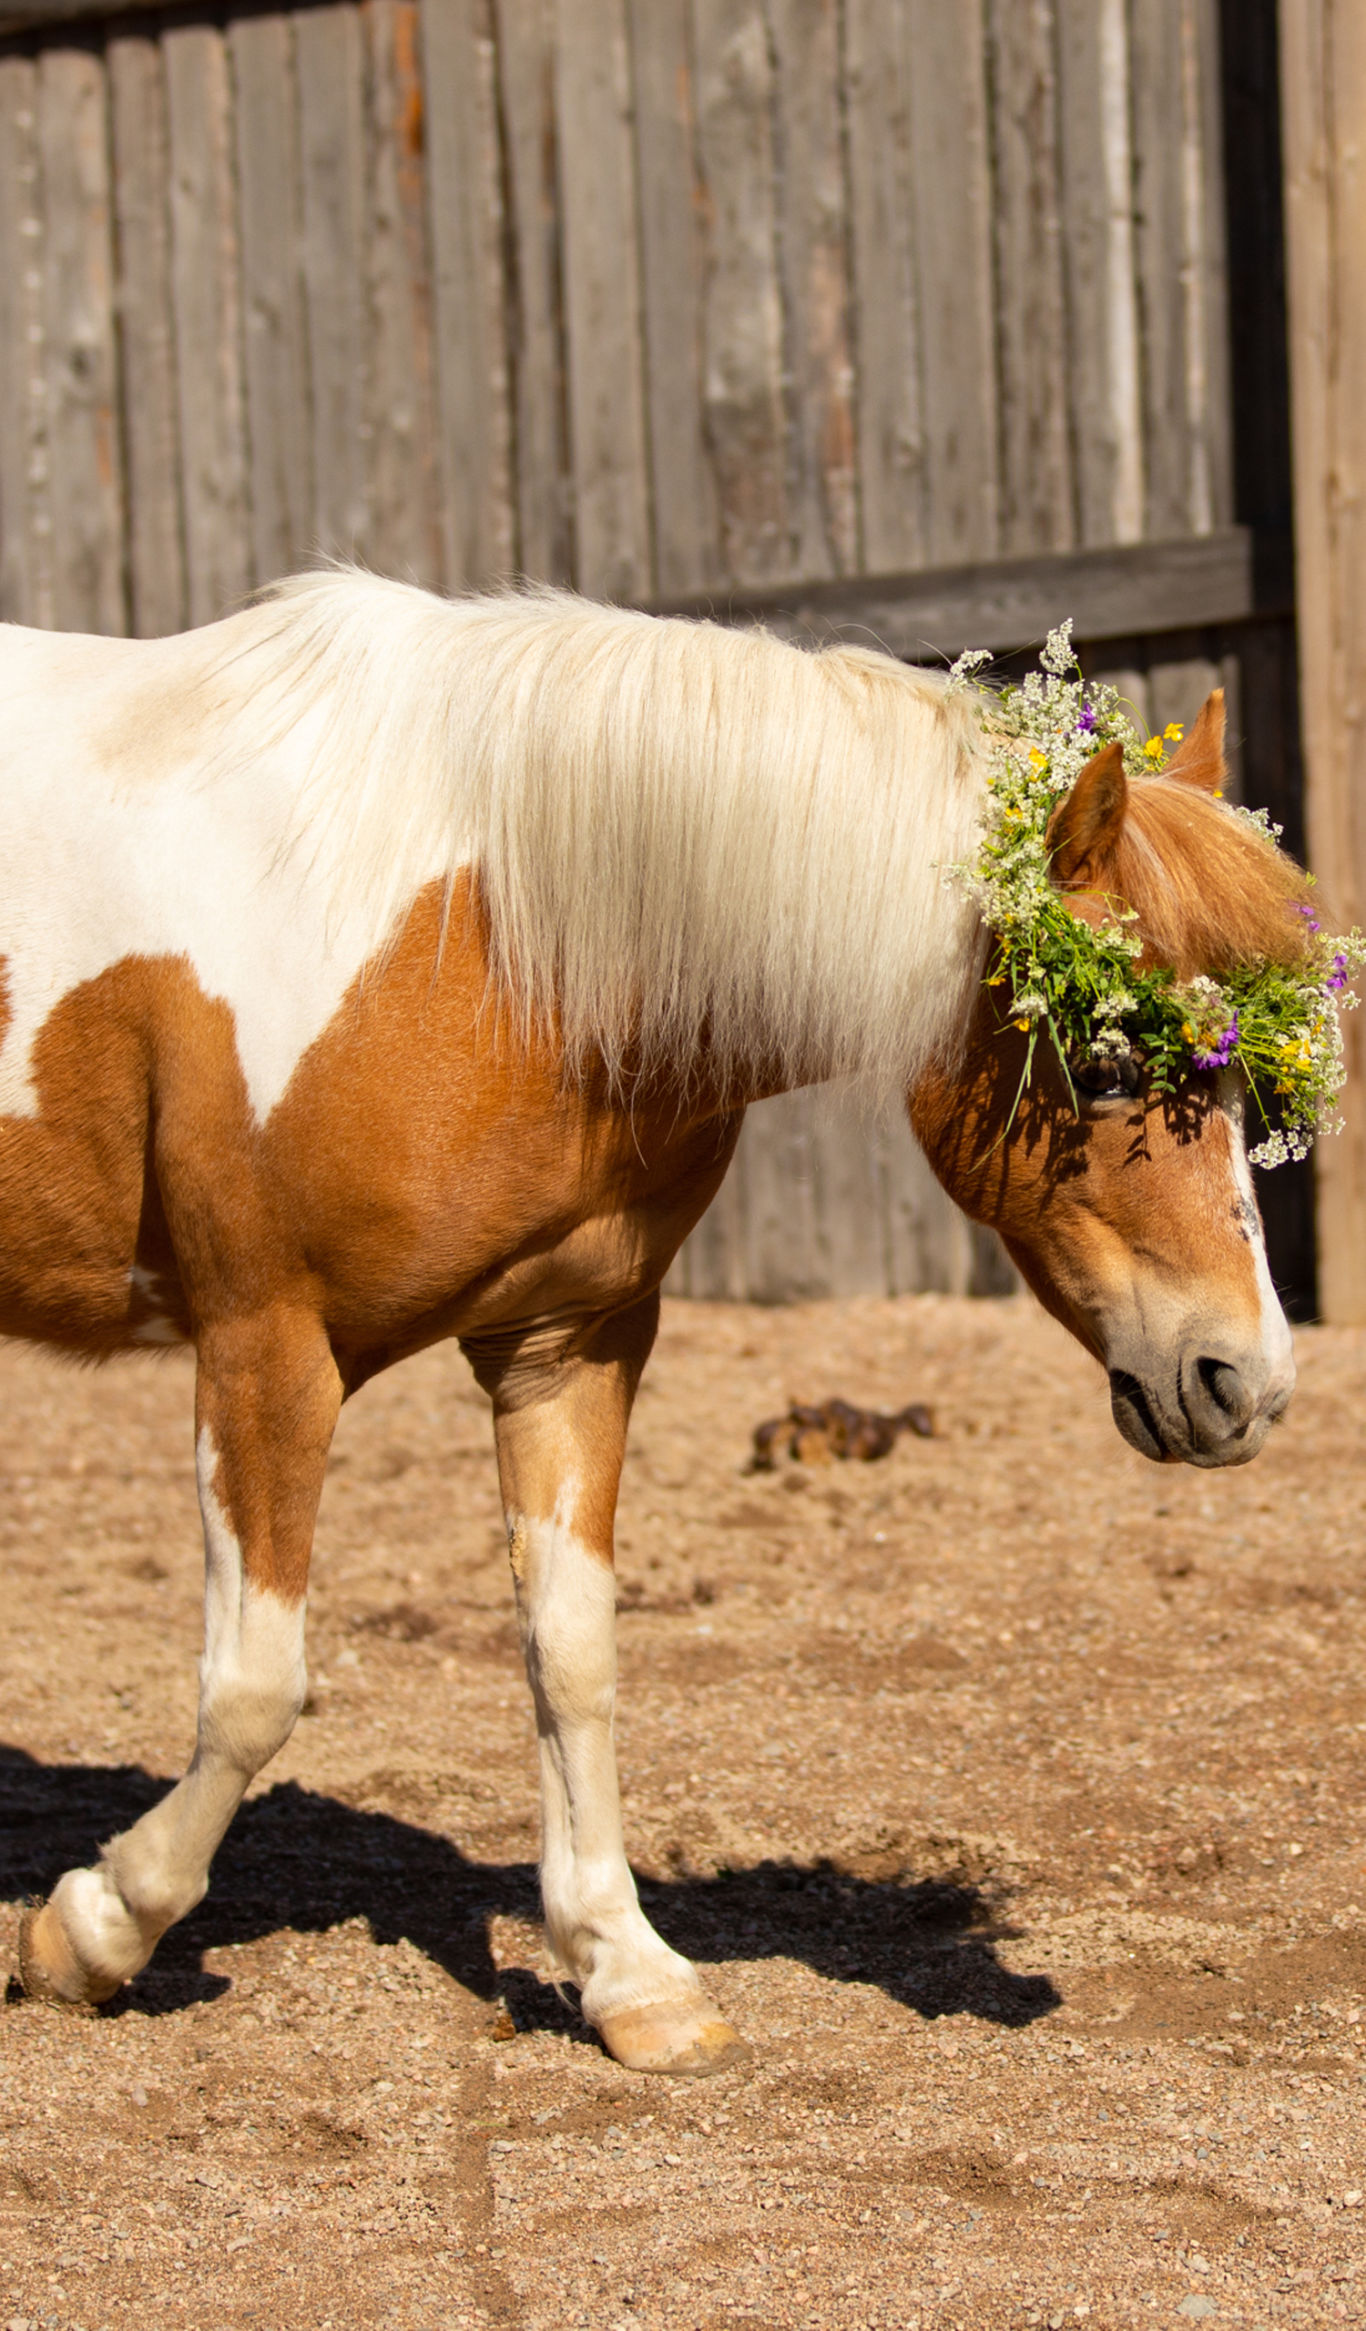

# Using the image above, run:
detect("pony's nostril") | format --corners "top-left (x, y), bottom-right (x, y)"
top-left (1196, 1355), bottom-right (1249, 1420)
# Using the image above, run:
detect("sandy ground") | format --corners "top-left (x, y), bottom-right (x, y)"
top-left (2, 1291), bottom-right (1366, 2331)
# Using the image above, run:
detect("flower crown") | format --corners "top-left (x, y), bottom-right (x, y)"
top-left (948, 623), bottom-right (1363, 1169)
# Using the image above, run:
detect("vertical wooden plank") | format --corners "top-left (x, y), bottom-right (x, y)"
top-left (366, 0), bottom-right (442, 584)
top-left (808, 1101), bottom-right (884, 1296)
top-left (295, 3), bottom-right (368, 561)
top-left (1081, 640), bottom-right (1152, 734)
top-left (740, 1089), bottom-right (820, 1301)
top-left (767, 0), bottom-right (857, 578)
top-left (495, 0), bottom-right (572, 583)
top-left (1129, 0), bottom-right (1186, 537)
top-left (984, 0), bottom-right (1073, 555)
top-left (37, 45), bottom-right (125, 634)
top-left (1182, 0), bottom-right (1234, 530)
top-left (229, 11), bottom-right (313, 584)
top-left (1279, 0), bottom-right (1366, 1319)
top-left (882, 1107), bottom-right (970, 1295)
top-left (692, 0), bottom-right (791, 585)
top-left (109, 34), bottom-right (185, 636)
top-left (420, 0), bottom-right (514, 587)
top-left (905, 0), bottom-right (998, 562)
top-left (626, 0), bottom-right (721, 593)
top-left (1130, 0), bottom-right (1230, 538)
top-left (0, 57), bottom-right (50, 627)
top-left (1147, 651), bottom-right (1221, 741)
top-left (165, 23), bottom-right (251, 625)
top-left (554, 0), bottom-right (652, 599)
top-left (1055, 0), bottom-right (1144, 545)
top-left (843, 0), bottom-right (925, 571)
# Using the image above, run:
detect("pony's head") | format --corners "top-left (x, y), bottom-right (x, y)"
top-left (910, 692), bottom-right (1307, 1467)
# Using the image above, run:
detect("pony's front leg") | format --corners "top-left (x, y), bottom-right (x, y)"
top-left (469, 1296), bottom-right (745, 2076)
top-left (19, 1309), bottom-right (341, 2009)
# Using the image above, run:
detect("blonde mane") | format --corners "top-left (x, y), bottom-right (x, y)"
top-left (215, 571), bottom-right (990, 1096)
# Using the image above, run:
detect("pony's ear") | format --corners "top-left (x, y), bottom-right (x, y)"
top-left (1162, 688), bottom-right (1225, 793)
top-left (1046, 739), bottom-right (1127, 886)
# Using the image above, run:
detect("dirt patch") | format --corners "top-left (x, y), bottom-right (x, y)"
top-left (3, 1292), bottom-right (1366, 2327)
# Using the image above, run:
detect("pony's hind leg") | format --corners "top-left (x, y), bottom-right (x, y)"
top-left (19, 1310), bottom-right (341, 2009)
top-left (466, 1296), bottom-right (746, 2077)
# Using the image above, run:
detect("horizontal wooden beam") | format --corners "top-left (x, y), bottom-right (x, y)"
top-left (0, 0), bottom-right (337, 34)
top-left (1, 0), bottom-right (166, 27)
top-left (649, 526), bottom-right (1292, 660)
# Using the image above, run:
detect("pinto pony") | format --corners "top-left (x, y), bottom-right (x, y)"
top-left (8, 575), bottom-right (1301, 2072)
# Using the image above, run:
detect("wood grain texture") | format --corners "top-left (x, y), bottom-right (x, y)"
top-left (652, 528), bottom-right (1286, 659)
top-left (767, 0), bottom-right (856, 578)
top-left (229, 11), bottom-right (313, 584)
top-left (843, 0), bottom-right (924, 570)
top-left (692, 0), bottom-right (790, 585)
top-left (365, 0), bottom-right (441, 583)
top-left (554, 0), bottom-right (651, 598)
top-left (1130, 0), bottom-right (1230, 539)
top-left (626, 0), bottom-right (720, 593)
top-left (904, 0), bottom-right (997, 562)
top-left (37, 44), bottom-right (124, 633)
top-left (164, 23), bottom-right (250, 624)
top-left (495, 0), bottom-right (571, 583)
top-left (1279, 0), bottom-right (1366, 1318)
top-left (740, 1088), bottom-right (821, 1303)
top-left (296, 3), bottom-right (368, 560)
top-left (109, 33), bottom-right (185, 636)
top-left (1054, 0), bottom-right (1143, 546)
top-left (0, 55), bottom-right (49, 625)
top-left (420, 0), bottom-right (513, 587)
top-left (984, 0), bottom-right (1073, 554)
top-left (1186, 0), bottom-right (1234, 530)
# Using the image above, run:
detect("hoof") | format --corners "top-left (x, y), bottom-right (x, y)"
top-left (595, 1998), bottom-right (749, 2077)
top-left (17, 1900), bottom-right (115, 2013)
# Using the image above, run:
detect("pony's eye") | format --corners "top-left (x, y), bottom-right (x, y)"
top-left (1071, 1053), bottom-right (1140, 1100)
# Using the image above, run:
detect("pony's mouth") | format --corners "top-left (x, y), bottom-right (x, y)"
top-left (1108, 1369), bottom-right (1177, 1464)
top-left (1108, 1358), bottom-right (1288, 1468)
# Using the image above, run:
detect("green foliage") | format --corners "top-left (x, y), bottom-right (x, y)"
top-left (949, 626), bottom-right (1364, 1167)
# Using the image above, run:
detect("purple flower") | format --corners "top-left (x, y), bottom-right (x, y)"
top-left (1075, 704), bottom-right (1098, 735)
top-left (1192, 1012), bottom-right (1240, 1070)
top-left (1327, 950), bottom-right (1349, 992)
top-left (1295, 903), bottom-right (1323, 933)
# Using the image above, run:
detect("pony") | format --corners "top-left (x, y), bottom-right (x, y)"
top-left (5, 573), bottom-right (1304, 2073)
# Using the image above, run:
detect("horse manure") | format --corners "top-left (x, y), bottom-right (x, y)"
top-left (748, 1395), bottom-right (934, 1470)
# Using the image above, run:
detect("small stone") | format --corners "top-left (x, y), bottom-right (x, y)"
top-left (1177, 2301), bottom-right (1217, 2321)
top-left (1343, 2188), bottom-right (1363, 2208)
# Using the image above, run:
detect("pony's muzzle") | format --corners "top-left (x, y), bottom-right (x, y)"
top-left (1109, 1342), bottom-right (1294, 1468)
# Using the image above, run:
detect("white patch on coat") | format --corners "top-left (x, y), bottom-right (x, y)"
top-left (509, 1497), bottom-right (702, 2027)
top-left (46, 1424), bottom-right (308, 1990)
top-left (0, 572), bottom-right (990, 1131)
top-left (1218, 1074), bottom-right (1295, 1394)
top-left (0, 619), bottom-right (450, 1125)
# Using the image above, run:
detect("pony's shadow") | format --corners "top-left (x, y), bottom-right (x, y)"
top-left (0, 1745), bottom-right (1058, 2039)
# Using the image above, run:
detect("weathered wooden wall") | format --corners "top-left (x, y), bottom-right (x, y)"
top-left (0, 0), bottom-right (1233, 629)
top-left (0, 0), bottom-right (1307, 1306)
top-left (1279, 0), bottom-right (1366, 1324)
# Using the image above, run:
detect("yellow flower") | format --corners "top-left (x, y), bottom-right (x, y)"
top-left (1014, 1018), bottom-right (1032, 1032)
top-left (987, 972), bottom-right (1007, 987)
top-left (1181, 1022), bottom-right (1197, 1042)
top-left (1143, 736), bottom-right (1165, 763)
top-left (1163, 722), bottom-right (1184, 742)
top-left (1028, 747), bottom-right (1048, 770)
